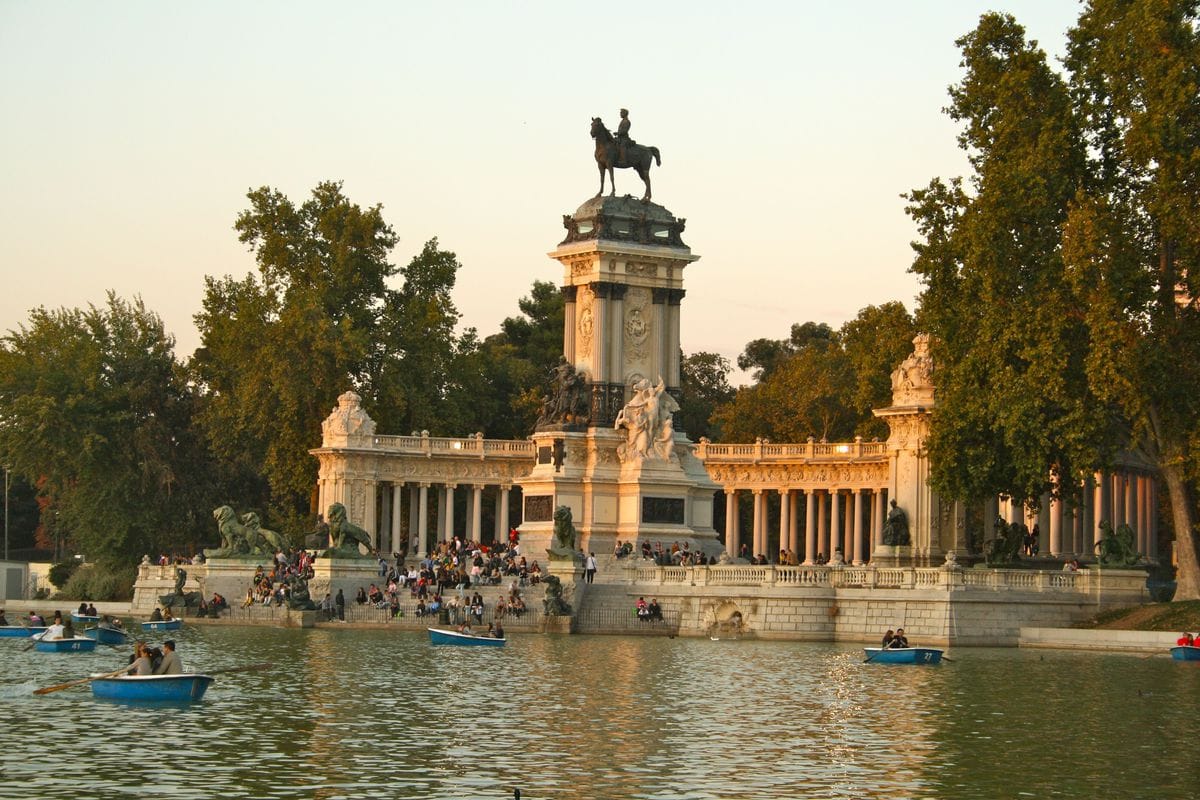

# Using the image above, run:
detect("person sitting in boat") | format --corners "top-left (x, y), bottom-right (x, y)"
top-left (37, 617), bottom-right (66, 641)
top-left (890, 628), bottom-right (909, 648)
top-left (28, 611), bottom-right (45, 626)
top-left (86, 602), bottom-right (97, 616)
top-left (458, 622), bottom-right (474, 635)
top-left (62, 619), bottom-right (75, 638)
top-left (78, 602), bottom-right (89, 616)
top-left (149, 607), bottom-right (163, 622)
top-left (162, 607), bottom-right (175, 622)
top-left (881, 629), bottom-right (895, 648)
top-left (128, 642), bottom-right (153, 676)
top-left (493, 620), bottom-right (505, 639)
top-left (0, 608), bottom-right (8, 626)
top-left (1177, 632), bottom-right (1196, 646)
top-left (155, 640), bottom-right (182, 675)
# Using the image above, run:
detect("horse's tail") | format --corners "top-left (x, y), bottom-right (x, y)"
top-left (651, 146), bottom-right (661, 166)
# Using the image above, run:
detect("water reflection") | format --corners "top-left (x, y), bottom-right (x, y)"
top-left (1, 628), bottom-right (1197, 799)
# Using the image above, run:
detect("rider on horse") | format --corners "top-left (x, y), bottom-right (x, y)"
top-left (617, 108), bottom-right (631, 167)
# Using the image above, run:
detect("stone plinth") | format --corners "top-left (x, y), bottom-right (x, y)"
top-left (309, 557), bottom-right (381, 606)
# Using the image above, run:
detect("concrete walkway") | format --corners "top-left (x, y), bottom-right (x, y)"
top-left (1019, 626), bottom-right (1179, 653)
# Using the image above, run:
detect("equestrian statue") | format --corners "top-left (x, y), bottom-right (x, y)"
top-left (591, 109), bottom-right (661, 201)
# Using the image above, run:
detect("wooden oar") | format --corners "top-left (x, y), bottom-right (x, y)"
top-left (33, 666), bottom-right (130, 695)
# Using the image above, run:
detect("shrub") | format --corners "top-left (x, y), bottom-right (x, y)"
top-left (60, 564), bottom-right (136, 601)
top-left (47, 561), bottom-right (79, 589)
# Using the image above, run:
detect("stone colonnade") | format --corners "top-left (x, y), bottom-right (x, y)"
top-left (721, 485), bottom-right (889, 565)
top-left (991, 468), bottom-right (1158, 559)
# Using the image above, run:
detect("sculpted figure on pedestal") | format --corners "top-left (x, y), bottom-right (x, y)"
top-left (883, 500), bottom-right (911, 546)
top-left (321, 391), bottom-right (376, 443)
top-left (614, 376), bottom-right (679, 463)
top-left (536, 357), bottom-right (590, 429)
top-left (326, 502), bottom-right (374, 558)
top-left (548, 505), bottom-right (578, 561)
top-left (890, 334), bottom-right (935, 407)
top-left (591, 115), bottom-right (662, 201)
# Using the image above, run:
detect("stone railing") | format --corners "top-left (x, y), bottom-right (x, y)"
top-left (627, 564), bottom-right (1147, 595)
top-left (368, 432), bottom-right (536, 458)
top-left (695, 436), bottom-right (888, 463)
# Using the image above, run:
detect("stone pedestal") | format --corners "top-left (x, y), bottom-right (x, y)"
top-left (196, 557), bottom-right (265, 605)
top-left (309, 557), bottom-right (380, 605)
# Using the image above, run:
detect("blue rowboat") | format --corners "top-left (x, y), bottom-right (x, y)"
top-left (82, 626), bottom-right (131, 646)
top-left (71, 613), bottom-right (100, 624)
top-left (1171, 645), bottom-right (1200, 661)
top-left (0, 626), bottom-right (46, 638)
top-left (864, 647), bottom-right (944, 664)
top-left (91, 674), bottom-right (213, 702)
top-left (428, 627), bottom-right (506, 647)
top-left (35, 637), bottom-right (98, 653)
top-left (141, 619), bottom-right (182, 632)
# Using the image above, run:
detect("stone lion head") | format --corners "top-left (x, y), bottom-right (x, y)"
top-left (327, 503), bottom-right (348, 524)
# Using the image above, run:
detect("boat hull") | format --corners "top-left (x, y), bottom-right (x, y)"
top-left (91, 674), bottom-right (213, 702)
top-left (71, 613), bottom-right (100, 624)
top-left (1171, 645), bottom-right (1200, 661)
top-left (141, 619), bottom-right (182, 631)
top-left (82, 627), bottom-right (131, 646)
top-left (35, 637), bottom-right (98, 653)
top-left (864, 647), bottom-right (944, 664)
top-left (428, 628), bottom-right (506, 647)
top-left (0, 626), bottom-right (46, 638)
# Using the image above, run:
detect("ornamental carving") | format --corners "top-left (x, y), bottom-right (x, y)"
top-left (321, 391), bottom-right (377, 444)
top-left (890, 333), bottom-right (935, 407)
top-left (626, 262), bottom-right (658, 277)
top-left (702, 462), bottom-right (888, 489)
top-left (577, 285), bottom-right (594, 353)
top-left (571, 261), bottom-right (592, 278)
top-left (624, 287), bottom-right (652, 360)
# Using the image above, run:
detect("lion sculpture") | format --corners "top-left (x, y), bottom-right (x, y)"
top-left (207, 505), bottom-right (281, 558)
top-left (547, 505), bottom-right (578, 561)
top-left (326, 502), bottom-right (374, 558)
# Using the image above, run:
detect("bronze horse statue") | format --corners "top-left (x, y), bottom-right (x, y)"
top-left (591, 117), bottom-right (661, 201)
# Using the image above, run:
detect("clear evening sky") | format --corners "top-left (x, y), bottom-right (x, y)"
top-left (0, 1), bottom-right (1080, 386)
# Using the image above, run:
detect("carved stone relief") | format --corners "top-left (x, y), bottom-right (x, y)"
top-left (624, 286), bottom-right (652, 362)
top-left (577, 284), bottom-right (594, 354)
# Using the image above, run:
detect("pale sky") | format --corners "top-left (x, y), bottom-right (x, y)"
top-left (0, 1), bottom-right (1082, 386)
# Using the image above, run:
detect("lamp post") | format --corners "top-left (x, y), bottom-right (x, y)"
top-left (3, 465), bottom-right (8, 562)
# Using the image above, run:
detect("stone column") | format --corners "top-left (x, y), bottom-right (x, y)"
top-left (852, 490), bottom-right (865, 565)
top-left (751, 489), bottom-right (765, 559)
top-left (591, 282), bottom-right (611, 387)
top-left (1124, 473), bottom-right (1137, 530)
top-left (1081, 475), bottom-right (1094, 554)
top-left (817, 490), bottom-right (829, 561)
top-left (1149, 479), bottom-right (1159, 559)
top-left (725, 489), bottom-right (739, 558)
top-left (391, 483), bottom-right (403, 556)
top-left (652, 288), bottom-right (669, 383)
top-left (1096, 471), bottom-right (1111, 545)
top-left (609, 284), bottom-right (626, 384)
top-left (417, 483), bottom-right (430, 557)
top-left (494, 486), bottom-right (510, 545)
top-left (1136, 475), bottom-right (1149, 556)
top-left (667, 289), bottom-right (685, 388)
top-left (562, 285), bottom-right (577, 364)
top-left (778, 489), bottom-right (790, 562)
top-left (804, 490), bottom-right (817, 564)
top-left (1113, 473), bottom-right (1126, 529)
top-left (444, 485), bottom-right (456, 543)
top-left (873, 490), bottom-right (886, 549)
top-left (471, 484), bottom-right (484, 543)
top-left (364, 481), bottom-right (378, 551)
top-left (788, 490), bottom-right (800, 559)
top-left (1049, 497), bottom-right (1063, 557)
top-left (830, 490), bottom-right (842, 560)
top-left (843, 492), bottom-right (854, 559)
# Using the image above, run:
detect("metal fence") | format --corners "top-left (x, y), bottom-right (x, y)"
top-left (573, 606), bottom-right (681, 635)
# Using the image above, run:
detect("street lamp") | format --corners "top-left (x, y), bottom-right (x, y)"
top-left (3, 465), bottom-right (8, 562)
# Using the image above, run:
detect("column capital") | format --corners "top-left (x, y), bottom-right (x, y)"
top-left (610, 283), bottom-right (629, 301)
top-left (667, 288), bottom-right (686, 305)
top-left (652, 287), bottom-right (670, 304)
top-left (561, 285), bottom-right (578, 302)
top-left (591, 280), bottom-right (616, 298)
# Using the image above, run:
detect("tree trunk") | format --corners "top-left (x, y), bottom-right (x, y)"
top-left (1158, 459), bottom-right (1200, 601)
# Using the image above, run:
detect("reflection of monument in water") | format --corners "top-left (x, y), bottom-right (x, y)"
top-left (517, 195), bottom-right (721, 558)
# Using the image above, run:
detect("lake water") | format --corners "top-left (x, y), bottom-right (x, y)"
top-left (2, 626), bottom-right (1197, 799)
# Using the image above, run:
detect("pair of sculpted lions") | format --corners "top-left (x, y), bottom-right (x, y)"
top-left (210, 506), bottom-right (285, 557)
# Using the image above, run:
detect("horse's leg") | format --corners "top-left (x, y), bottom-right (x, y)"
top-left (640, 166), bottom-right (651, 201)
top-left (597, 163), bottom-right (605, 198)
top-left (608, 166), bottom-right (616, 196)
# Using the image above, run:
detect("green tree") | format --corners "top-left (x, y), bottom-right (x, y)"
top-left (905, 12), bottom-right (1109, 509)
top-left (840, 302), bottom-right (917, 438)
top-left (1062, 0), bottom-right (1200, 598)
top-left (192, 181), bottom-right (399, 525)
top-left (0, 295), bottom-right (215, 563)
top-left (679, 351), bottom-right (735, 440)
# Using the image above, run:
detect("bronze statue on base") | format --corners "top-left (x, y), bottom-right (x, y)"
top-left (591, 113), bottom-right (661, 201)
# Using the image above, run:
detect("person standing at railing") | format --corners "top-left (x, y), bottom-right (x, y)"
top-left (584, 553), bottom-right (597, 584)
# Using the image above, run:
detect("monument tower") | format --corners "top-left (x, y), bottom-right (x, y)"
top-left (515, 114), bottom-right (720, 556)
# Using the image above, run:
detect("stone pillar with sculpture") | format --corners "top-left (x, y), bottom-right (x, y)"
top-left (872, 334), bottom-right (967, 566)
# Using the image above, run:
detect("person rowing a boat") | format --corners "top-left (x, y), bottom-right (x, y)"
top-left (128, 642), bottom-right (154, 675)
top-left (36, 616), bottom-right (66, 642)
top-left (0, 608), bottom-right (8, 626)
top-left (1177, 632), bottom-right (1196, 646)
top-left (881, 629), bottom-right (895, 649)
top-left (889, 628), bottom-right (909, 648)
